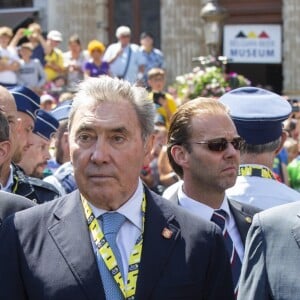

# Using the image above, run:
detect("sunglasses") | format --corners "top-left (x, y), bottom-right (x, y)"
top-left (191, 137), bottom-right (244, 152)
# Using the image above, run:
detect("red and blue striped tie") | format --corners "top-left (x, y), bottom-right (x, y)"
top-left (211, 209), bottom-right (241, 298)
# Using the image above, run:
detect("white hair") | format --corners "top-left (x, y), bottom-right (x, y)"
top-left (115, 26), bottom-right (131, 38)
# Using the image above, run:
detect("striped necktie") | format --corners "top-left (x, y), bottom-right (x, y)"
top-left (211, 209), bottom-right (241, 297)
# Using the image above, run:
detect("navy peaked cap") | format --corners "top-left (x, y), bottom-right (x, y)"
top-left (50, 100), bottom-right (72, 121)
top-left (219, 87), bottom-right (292, 145)
top-left (9, 86), bottom-right (40, 120)
top-left (33, 109), bottom-right (59, 141)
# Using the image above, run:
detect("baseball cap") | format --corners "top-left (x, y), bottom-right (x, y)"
top-left (47, 30), bottom-right (63, 42)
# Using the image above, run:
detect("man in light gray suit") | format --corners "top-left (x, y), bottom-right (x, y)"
top-left (238, 201), bottom-right (300, 299)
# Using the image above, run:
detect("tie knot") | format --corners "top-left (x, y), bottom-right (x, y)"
top-left (101, 212), bottom-right (125, 235)
top-left (211, 209), bottom-right (228, 231)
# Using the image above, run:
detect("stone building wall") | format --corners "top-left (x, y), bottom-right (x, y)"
top-left (282, 0), bottom-right (300, 97)
top-left (160, 0), bottom-right (207, 85)
top-left (47, 0), bottom-right (108, 51)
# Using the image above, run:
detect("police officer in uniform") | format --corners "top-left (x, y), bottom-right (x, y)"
top-left (19, 109), bottom-right (59, 178)
top-left (6, 86), bottom-right (60, 203)
top-left (220, 87), bottom-right (300, 210)
top-left (44, 100), bottom-right (77, 195)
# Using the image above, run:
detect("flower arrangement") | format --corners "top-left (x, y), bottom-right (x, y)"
top-left (173, 65), bottom-right (251, 102)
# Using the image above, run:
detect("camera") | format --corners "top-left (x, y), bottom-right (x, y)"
top-left (23, 29), bottom-right (33, 37)
top-left (153, 92), bottom-right (165, 105)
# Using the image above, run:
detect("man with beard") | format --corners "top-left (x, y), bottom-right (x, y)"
top-left (6, 85), bottom-right (60, 203)
top-left (165, 97), bottom-right (260, 298)
top-left (19, 109), bottom-right (59, 179)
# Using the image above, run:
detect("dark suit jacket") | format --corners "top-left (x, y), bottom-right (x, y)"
top-left (238, 201), bottom-right (300, 300)
top-left (168, 191), bottom-right (260, 246)
top-left (0, 190), bottom-right (35, 226)
top-left (0, 187), bottom-right (234, 300)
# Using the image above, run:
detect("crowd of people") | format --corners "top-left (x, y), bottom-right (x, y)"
top-left (0, 23), bottom-right (165, 94)
top-left (0, 22), bottom-right (300, 300)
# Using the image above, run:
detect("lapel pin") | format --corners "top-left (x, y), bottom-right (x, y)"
top-left (162, 227), bottom-right (173, 239)
top-left (245, 216), bottom-right (252, 224)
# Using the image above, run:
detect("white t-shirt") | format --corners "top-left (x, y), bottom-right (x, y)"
top-left (0, 47), bottom-right (19, 84)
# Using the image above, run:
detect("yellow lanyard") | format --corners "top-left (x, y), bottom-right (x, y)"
top-left (12, 175), bottom-right (19, 193)
top-left (239, 165), bottom-right (276, 180)
top-left (81, 194), bottom-right (146, 299)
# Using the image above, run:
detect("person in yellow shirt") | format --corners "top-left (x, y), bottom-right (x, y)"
top-left (147, 68), bottom-right (177, 128)
top-left (44, 30), bottom-right (64, 82)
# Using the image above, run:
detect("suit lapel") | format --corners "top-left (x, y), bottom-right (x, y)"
top-left (48, 191), bottom-right (104, 300)
top-left (135, 188), bottom-right (181, 299)
top-left (228, 199), bottom-right (253, 245)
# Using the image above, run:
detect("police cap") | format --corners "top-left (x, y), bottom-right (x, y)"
top-left (219, 87), bottom-right (292, 145)
top-left (33, 109), bottom-right (59, 141)
top-left (9, 86), bottom-right (40, 120)
top-left (50, 100), bottom-right (72, 121)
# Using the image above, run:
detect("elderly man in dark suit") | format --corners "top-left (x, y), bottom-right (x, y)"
top-left (0, 77), bottom-right (234, 300)
top-left (165, 97), bottom-right (260, 297)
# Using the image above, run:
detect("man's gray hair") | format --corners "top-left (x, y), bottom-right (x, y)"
top-left (241, 137), bottom-right (281, 154)
top-left (69, 76), bottom-right (155, 142)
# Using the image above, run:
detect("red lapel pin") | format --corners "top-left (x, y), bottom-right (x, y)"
top-left (162, 227), bottom-right (173, 239)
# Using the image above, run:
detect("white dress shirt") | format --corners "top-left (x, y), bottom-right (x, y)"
top-left (177, 182), bottom-right (244, 261)
top-left (2, 165), bottom-right (14, 192)
top-left (88, 178), bottom-right (144, 283)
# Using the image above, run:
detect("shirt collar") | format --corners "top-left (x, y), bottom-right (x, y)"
top-left (2, 165), bottom-right (14, 192)
top-left (178, 182), bottom-right (232, 222)
top-left (87, 178), bottom-right (144, 231)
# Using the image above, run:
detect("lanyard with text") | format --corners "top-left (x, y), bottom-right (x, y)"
top-left (238, 165), bottom-right (276, 180)
top-left (81, 194), bottom-right (146, 300)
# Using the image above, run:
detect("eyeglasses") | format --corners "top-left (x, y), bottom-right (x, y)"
top-left (191, 137), bottom-right (244, 152)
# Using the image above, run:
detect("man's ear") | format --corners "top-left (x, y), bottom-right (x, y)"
top-left (143, 134), bottom-right (155, 166)
top-left (0, 141), bottom-right (11, 165)
top-left (62, 131), bottom-right (70, 153)
top-left (275, 131), bottom-right (288, 155)
top-left (62, 131), bottom-right (69, 145)
top-left (170, 144), bottom-right (188, 167)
